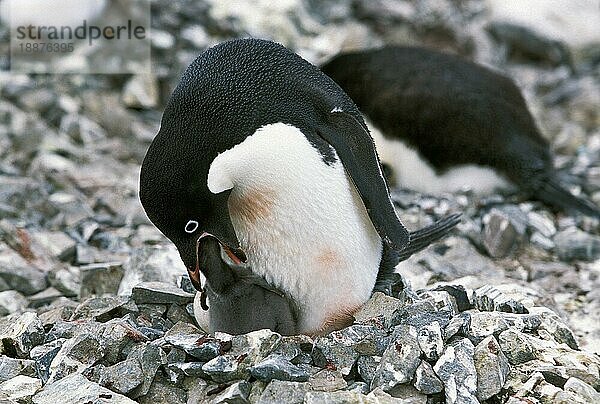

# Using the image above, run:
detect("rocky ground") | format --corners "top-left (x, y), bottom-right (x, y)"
top-left (0, 0), bottom-right (599, 403)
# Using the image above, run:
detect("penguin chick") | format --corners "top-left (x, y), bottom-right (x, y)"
top-left (321, 46), bottom-right (600, 218)
top-left (193, 236), bottom-right (299, 336)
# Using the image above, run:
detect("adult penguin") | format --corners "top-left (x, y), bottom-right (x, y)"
top-left (321, 46), bottom-right (600, 218)
top-left (140, 39), bottom-right (460, 335)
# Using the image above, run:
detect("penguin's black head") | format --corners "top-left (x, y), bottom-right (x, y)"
top-left (140, 38), bottom-right (363, 291)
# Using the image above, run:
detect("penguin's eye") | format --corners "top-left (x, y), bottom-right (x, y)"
top-left (184, 220), bottom-right (199, 234)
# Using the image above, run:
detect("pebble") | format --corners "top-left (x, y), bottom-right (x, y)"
top-left (371, 324), bottom-right (421, 391)
top-left (31, 373), bottom-right (136, 404)
top-left (474, 336), bottom-right (510, 401)
top-left (554, 228), bottom-right (600, 261)
top-left (433, 338), bottom-right (478, 404)
top-left (131, 281), bottom-right (195, 305)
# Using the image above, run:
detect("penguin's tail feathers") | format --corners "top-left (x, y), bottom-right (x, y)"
top-left (537, 177), bottom-right (600, 219)
top-left (397, 213), bottom-right (462, 261)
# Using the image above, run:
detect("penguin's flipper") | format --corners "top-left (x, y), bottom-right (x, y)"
top-left (536, 177), bottom-right (600, 218)
top-left (398, 213), bottom-right (462, 261)
top-left (318, 110), bottom-right (410, 250)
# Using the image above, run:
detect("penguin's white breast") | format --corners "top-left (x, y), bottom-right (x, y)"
top-left (207, 122), bottom-right (383, 334)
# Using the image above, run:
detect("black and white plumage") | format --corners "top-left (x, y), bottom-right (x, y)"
top-left (321, 46), bottom-right (600, 218)
top-left (139, 39), bottom-right (459, 335)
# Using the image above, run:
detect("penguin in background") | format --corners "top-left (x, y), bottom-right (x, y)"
top-left (139, 39), bottom-right (460, 336)
top-left (321, 46), bottom-right (600, 218)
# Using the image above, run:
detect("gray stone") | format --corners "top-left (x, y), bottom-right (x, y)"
top-left (433, 338), bottom-right (478, 404)
top-left (127, 343), bottom-right (166, 398)
top-left (208, 380), bottom-right (251, 404)
top-left (29, 339), bottom-right (64, 384)
top-left (0, 312), bottom-right (45, 358)
top-left (28, 230), bottom-right (76, 261)
top-left (313, 325), bottom-right (386, 376)
top-left (27, 287), bottom-right (63, 307)
top-left (498, 329), bottom-right (536, 365)
top-left (353, 292), bottom-right (403, 329)
top-left (122, 74), bottom-right (159, 109)
top-left (346, 381), bottom-right (369, 394)
top-left (0, 243), bottom-right (47, 295)
top-left (137, 375), bottom-right (187, 404)
top-left (486, 21), bottom-right (571, 66)
top-left (131, 281), bottom-right (194, 305)
top-left (79, 262), bottom-right (124, 298)
top-left (554, 228), bottom-right (600, 261)
top-left (372, 324), bottom-right (421, 391)
top-left (250, 354), bottom-right (310, 382)
top-left (414, 361), bottom-right (443, 394)
top-left (564, 377), bottom-right (600, 402)
top-left (257, 380), bottom-right (309, 404)
top-left (164, 332), bottom-right (222, 362)
top-left (0, 356), bottom-right (36, 383)
top-left (483, 209), bottom-right (523, 257)
top-left (118, 246), bottom-right (187, 296)
top-left (308, 369), bottom-right (347, 392)
top-left (533, 307), bottom-right (579, 349)
top-left (94, 358), bottom-right (144, 395)
top-left (474, 285), bottom-right (528, 314)
top-left (417, 321), bottom-right (444, 361)
top-left (0, 375), bottom-right (42, 402)
top-left (47, 266), bottom-right (80, 297)
top-left (70, 296), bottom-right (133, 322)
top-left (32, 373), bottom-right (136, 404)
top-left (47, 333), bottom-right (104, 384)
top-left (467, 311), bottom-right (510, 343)
top-left (444, 312), bottom-right (470, 341)
top-left (474, 336), bottom-right (510, 401)
top-left (357, 355), bottom-right (380, 385)
top-left (0, 290), bottom-right (28, 316)
top-left (528, 211), bottom-right (557, 238)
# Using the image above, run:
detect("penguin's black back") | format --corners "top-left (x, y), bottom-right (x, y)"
top-left (322, 46), bottom-right (600, 217)
top-left (321, 46), bottom-right (551, 179)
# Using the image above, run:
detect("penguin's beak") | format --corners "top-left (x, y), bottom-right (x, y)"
top-left (186, 232), bottom-right (247, 293)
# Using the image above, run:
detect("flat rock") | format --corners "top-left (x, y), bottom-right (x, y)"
top-left (92, 358), bottom-right (144, 395)
top-left (308, 369), bottom-right (347, 392)
top-left (208, 380), bottom-right (251, 404)
top-left (250, 354), bottom-right (310, 382)
top-left (0, 243), bottom-right (47, 295)
top-left (0, 290), bottom-right (28, 316)
top-left (164, 332), bottom-right (222, 362)
top-left (353, 292), bottom-right (403, 329)
top-left (47, 332), bottom-right (104, 384)
top-left (0, 375), bottom-right (41, 402)
top-left (499, 329), bottom-right (536, 365)
top-left (554, 228), bottom-right (600, 262)
top-left (79, 262), bottom-right (124, 298)
top-left (371, 324), bottom-right (421, 391)
top-left (70, 296), bottom-right (134, 322)
top-left (0, 356), bottom-right (36, 383)
top-left (0, 312), bottom-right (45, 358)
top-left (257, 380), bottom-right (309, 404)
top-left (474, 336), bottom-right (510, 401)
top-left (32, 373), bottom-right (136, 404)
top-left (474, 285), bottom-right (528, 314)
top-left (414, 361), bottom-right (444, 394)
top-left (433, 338), bottom-right (478, 404)
top-left (131, 281), bottom-right (194, 305)
top-left (118, 246), bottom-right (187, 296)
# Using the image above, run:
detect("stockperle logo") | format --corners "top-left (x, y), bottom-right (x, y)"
top-left (0, 0), bottom-right (150, 74)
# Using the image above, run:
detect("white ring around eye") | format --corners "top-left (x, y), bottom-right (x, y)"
top-left (184, 220), bottom-right (199, 234)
